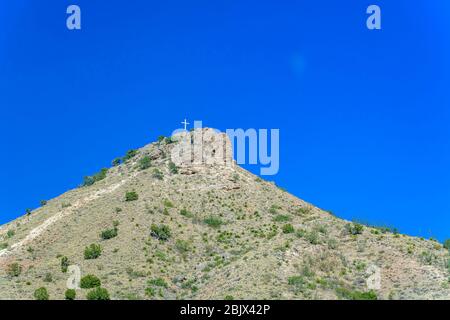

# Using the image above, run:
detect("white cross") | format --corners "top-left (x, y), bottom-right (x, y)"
top-left (181, 118), bottom-right (190, 131)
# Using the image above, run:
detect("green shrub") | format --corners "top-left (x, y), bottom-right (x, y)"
top-left (61, 256), bottom-right (69, 273)
top-left (83, 168), bottom-right (108, 186)
top-left (82, 176), bottom-right (95, 186)
top-left (125, 191), bottom-right (139, 202)
top-left (273, 214), bottom-right (291, 222)
top-left (345, 222), bottom-right (364, 235)
top-left (86, 287), bottom-right (110, 300)
top-left (123, 149), bottom-right (138, 161)
top-left (175, 239), bottom-right (190, 253)
top-left (288, 276), bottom-right (307, 293)
top-left (150, 224), bottom-right (171, 241)
top-left (25, 208), bottom-right (32, 215)
top-left (203, 216), bottom-right (223, 228)
top-left (84, 244), bottom-right (102, 259)
top-left (168, 161), bottom-right (178, 174)
top-left (224, 295), bottom-right (234, 300)
top-left (180, 208), bottom-right (193, 218)
top-left (444, 239), bottom-right (450, 251)
top-left (40, 200), bottom-right (47, 206)
top-left (65, 289), bottom-right (76, 300)
top-left (7, 263), bottom-right (22, 277)
top-left (306, 231), bottom-right (319, 245)
top-left (80, 274), bottom-right (101, 289)
top-left (336, 287), bottom-right (377, 300)
top-left (148, 278), bottom-right (168, 288)
top-left (0, 243), bottom-right (7, 250)
top-left (139, 156), bottom-right (152, 170)
top-left (163, 199), bottom-right (174, 208)
top-left (152, 168), bottom-right (164, 180)
top-left (100, 228), bottom-right (118, 240)
top-left (282, 224), bottom-right (295, 234)
top-left (44, 273), bottom-right (53, 282)
top-left (112, 157), bottom-right (122, 166)
top-left (34, 287), bottom-right (49, 300)
top-left (7, 230), bottom-right (15, 238)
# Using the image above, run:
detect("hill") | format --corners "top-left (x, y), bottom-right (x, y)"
top-left (0, 129), bottom-right (449, 300)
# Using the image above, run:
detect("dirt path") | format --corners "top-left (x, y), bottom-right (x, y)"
top-left (0, 173), bottom-right (136, 259)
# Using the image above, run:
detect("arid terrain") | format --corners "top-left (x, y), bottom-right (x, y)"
top-left (0, 129), bottom-right (449, 300)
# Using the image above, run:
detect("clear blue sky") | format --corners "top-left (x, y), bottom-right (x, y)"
top-left (0, 1), bottom-right (449, 241)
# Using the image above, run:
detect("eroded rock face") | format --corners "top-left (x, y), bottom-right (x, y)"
top-left (171, 128), bottom-right (234, 168)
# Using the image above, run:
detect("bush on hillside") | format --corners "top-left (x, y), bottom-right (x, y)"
top-left (80, 274), bottom-right (101, 289)
top-left (84, 244), bottom-right (102, 260)
top-left (150, 224), bottom-right (171, 241)
top-left (34, 287), bottom-right (49, 300)
top-left (65, 289), bottom-right (76, 300)
top-left (125, 191), bottom-right (139, 202)
top-left (86, 287), bottom-right (110, 300)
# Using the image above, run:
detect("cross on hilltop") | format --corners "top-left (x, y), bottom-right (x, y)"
top-left (181, 118), bottom-right (190, 131)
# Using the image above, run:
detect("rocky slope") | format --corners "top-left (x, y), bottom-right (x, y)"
top-left (0, 129), bottom-right (449, 300)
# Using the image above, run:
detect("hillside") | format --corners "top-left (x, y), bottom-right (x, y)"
top-left (0, 129), bottom-right (449, 300)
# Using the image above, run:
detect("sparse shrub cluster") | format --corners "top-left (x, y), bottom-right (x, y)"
top-left (84, 244), bottom-right (102, 259)
top-left (152, 168), bottom-right (164, 180)
top-left (139, 156), bottom-right (152, 170)
top-left (82, 168), bottom-right (108, 187)
top-left (345, 222), bottom-right (364, 235)
top-left (273, 214), bottom-right (291, 223)
top-left (335, 287), bottom-right (377, 300)
top-left (282, 224), bottom-right (295, 234)
top-left (100, 227), bottom-right (118, 240)
top-left (7, 263), bottom-right (22, 277)
top-left (203, 216), bottom-right (223, 228)
top-left (180, 208), bottom-right (193, 218)
top-left (122, 149), bottom-right (138, 162)
top-left (175, 239), bottom-right (191, 253)
top-left (150, 224), bottom-right (171, 241)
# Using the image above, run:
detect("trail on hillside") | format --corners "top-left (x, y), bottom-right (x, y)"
top-left (0, 173), bottom-right (137, 260)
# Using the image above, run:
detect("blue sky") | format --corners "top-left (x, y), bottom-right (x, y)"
top-left (0, 1), bottom-right (449, 241)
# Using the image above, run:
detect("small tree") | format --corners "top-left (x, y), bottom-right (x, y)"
top-left (40, 200), bottom-right (47, 206)
top-left (34, 287), bottom-right (49, 300)
top-left (84, 244), bottom-right (102, 259)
